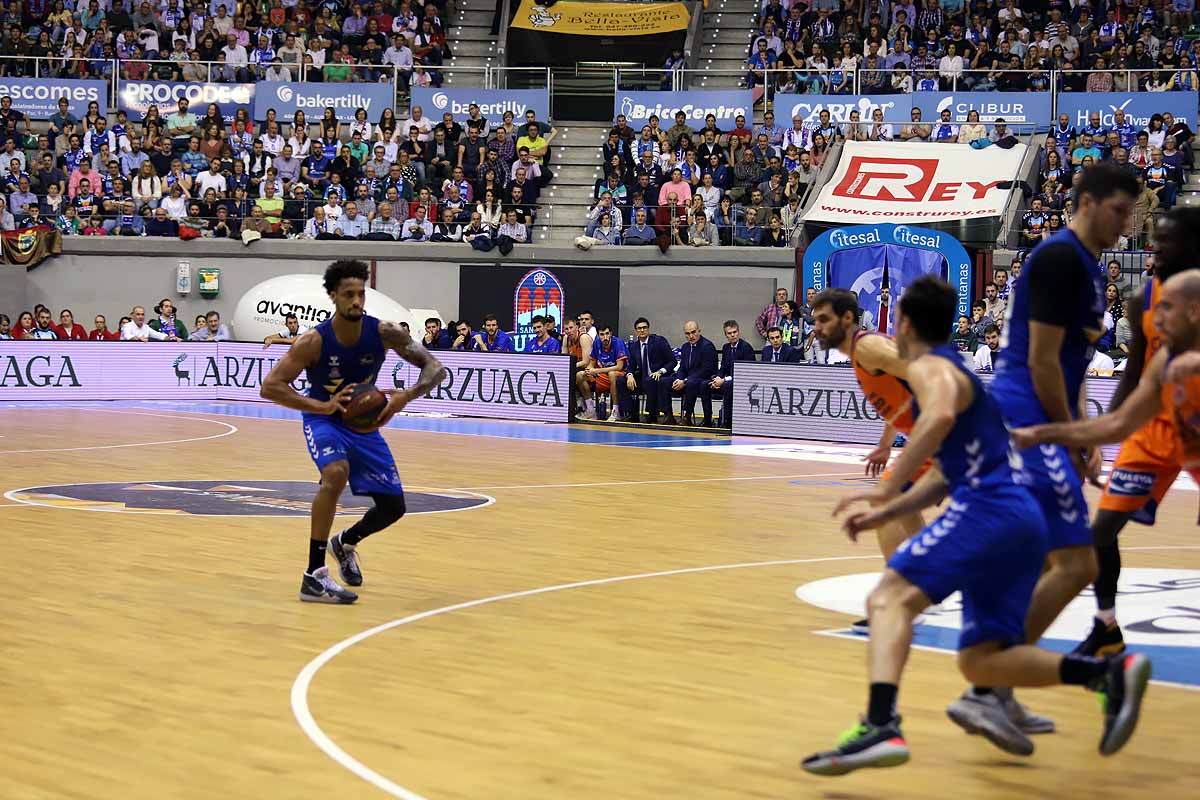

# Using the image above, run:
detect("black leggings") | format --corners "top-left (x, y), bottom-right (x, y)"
top-left (342, 492), bottom-right (407, 545)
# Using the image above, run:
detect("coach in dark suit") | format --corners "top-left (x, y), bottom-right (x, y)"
top-left (624, 316), bottom-right (677, 423)
top-left (671, 320), bottom-right (719, 425)
top-left (762, 326), bottom-right (794, 363)
top-left (710, 319), bottom-right (758, 427)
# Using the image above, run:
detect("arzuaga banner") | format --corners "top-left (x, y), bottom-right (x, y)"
top-left (0, 342), bottom-right (574, 423)
top-left (508, 0), bottom-right (688, 65)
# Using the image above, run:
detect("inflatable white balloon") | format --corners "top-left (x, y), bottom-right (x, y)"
top-left (232, 274), bottom-right (429, 341)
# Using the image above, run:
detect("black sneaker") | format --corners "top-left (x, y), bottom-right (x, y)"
top-left (329, 532), bottom-right (363, 586)
top-left (850, 618), bottom-right (870, 635)
top-left (1074, 617), bottom-right (1126, 657)
top-left (299, 566), bottom-right (358, 604)
top-left (1097, 653), bottom-right (1152, 756)
top-left (801, 718), bottom-right (910, 776)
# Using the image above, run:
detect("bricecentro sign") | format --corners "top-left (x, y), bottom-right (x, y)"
top-left (0, 342), bottom-right (572, 422)
top-left (803, 141), bottom-right (1026, 225)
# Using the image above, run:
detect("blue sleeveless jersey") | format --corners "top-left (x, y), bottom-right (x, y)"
top-left (915, 343), bottom-right (1019, 496)
top-left (305, 314), bottom-right (387, 407)
top-left (992, 228), bottom-right (1104, 422)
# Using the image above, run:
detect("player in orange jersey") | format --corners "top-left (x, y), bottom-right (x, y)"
top-left (1014, 268), bottom-right (1200, 533)
top-left (1070, 209), bottom-right (1200, 656)
top-left (811, 287), bottom-right (930, 633)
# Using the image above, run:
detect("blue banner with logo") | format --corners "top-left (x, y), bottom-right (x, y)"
top-left (1058, 91), bottom-right (1200, 129)
top-left (0, 78), bottom-right (107, 120)
top-left (255, 82), bottom-right (396, 123)
top-left (803, 224), bottom-right (973, 320)
top-left (912, 92), bottom-right (1050, 128)
top-left (773, 94), bottom-right (909, 124)
top-left (411, 87), bottom-right (550, 124)
top-left (614, 90), bottom-right (752, 128)
top-left (118, 81), bottom-right (255, 122)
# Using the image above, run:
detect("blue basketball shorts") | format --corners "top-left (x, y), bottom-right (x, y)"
top-left (888, 485), bottom-right (1049, 650)
top-left (994, 392), bottom-right (1093, 550)
top-left (301, 413), bottom-right (404, 497)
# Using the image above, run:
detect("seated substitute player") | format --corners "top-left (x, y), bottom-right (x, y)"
top-left (262, 312), bottom-right (308, 347)
top-left (261, 259), bottom-right (447, 604)
top-left (576, 323), bottom-right (629, 421)
top-left (803, 276), bottom-right (1151, 776)
top-left (472, 313), bottom-right (515, 352)
top-left (524, 315), bottom-right (562, 353)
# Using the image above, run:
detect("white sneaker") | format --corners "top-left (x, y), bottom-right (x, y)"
top-left (994, 687), bottom-right (1056, 734)
top-left (606, 410), bottom-right (620, 421)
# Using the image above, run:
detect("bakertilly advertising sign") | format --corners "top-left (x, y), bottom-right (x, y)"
top-left (0, 342), bottom-right (572, 422)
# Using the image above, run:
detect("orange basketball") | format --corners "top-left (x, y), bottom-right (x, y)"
top-left (342, 383), bottom-right (388, 431)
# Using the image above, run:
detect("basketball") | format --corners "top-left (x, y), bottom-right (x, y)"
top-left (342, 383), bottom-right (388, 431)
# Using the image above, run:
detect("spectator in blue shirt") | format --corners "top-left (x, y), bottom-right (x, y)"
top-left (472, 314), bottom-right (515, 352)
top-left (733, 207), bottom-right (764, 245)
top-left (747, 39), bottom-right (776, 88)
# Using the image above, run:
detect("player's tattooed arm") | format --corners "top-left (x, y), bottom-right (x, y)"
top-left (380, 321), bottom-right (447, 400)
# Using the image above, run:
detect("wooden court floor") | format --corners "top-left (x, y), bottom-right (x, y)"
top-left (0, 404), bottom-right (1197, 800)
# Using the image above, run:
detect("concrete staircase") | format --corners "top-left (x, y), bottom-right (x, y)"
top-left (444, 0), bottom-right (497, 88)
top-left (538, 122), bottom-right (611, 246)
top-left (694, 0), bottom-right (760, 90)
top-left (1177, 168), bottom-right (1200, 208)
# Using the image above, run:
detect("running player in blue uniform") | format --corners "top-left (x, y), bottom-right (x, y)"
top-left (944, 163), bottom-right (1141, 751)
top-left (261, 259), bottom-right (446, 604)
top-left (802, 277), bottom-right (1151, 777)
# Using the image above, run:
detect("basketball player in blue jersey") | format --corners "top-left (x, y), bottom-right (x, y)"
top-left (802, 277), bottom-right (1151, 777)
top-left (940, 163), bottom-right (1140, 752)
top-left (261, 260), bottom-right (446, 604)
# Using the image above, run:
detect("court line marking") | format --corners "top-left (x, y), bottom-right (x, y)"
top-left (291, 555), bottom-right (885, 800)
top-left (1, 481), bottom-right (495, 518)
top-left (31, 403), bottom-right (740, 452)
top-left (294, 547), bottom-right (1200, 798)
top-left (0, 408), bottom-right (238, 454)
top-left (444, 471), bottom-right (864, 491)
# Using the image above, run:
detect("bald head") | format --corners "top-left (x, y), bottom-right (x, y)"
top-left (1155, 269), bottom-right (1200, 351)
top-left (1164, 269), bottom-right (1200, 302)
top-left (684, 320), bottom-right (701, 343)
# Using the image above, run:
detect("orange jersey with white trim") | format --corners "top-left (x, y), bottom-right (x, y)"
top-left (851, 329), bottom-right (915, 434)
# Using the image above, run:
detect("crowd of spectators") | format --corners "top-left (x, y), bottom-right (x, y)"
top-left (0, 0), bottom-right (451, 89)
top-left (1, 300), bottom-right (232, 341)
top-left (951, 255), bottom-right (1135, 374)
top-left (0, 92), bottom-right (556, 249)
top-left (1022, 108), bottom-right (1195, 248)
top-left (745, 0), bottom-right (1200, 95)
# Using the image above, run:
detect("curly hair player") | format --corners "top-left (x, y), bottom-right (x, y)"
top-left (261, 259), bottom-right (446, 604)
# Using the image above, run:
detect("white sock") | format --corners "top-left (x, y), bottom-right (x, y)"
top-left (1097, 608), bottom-right (1117, 625)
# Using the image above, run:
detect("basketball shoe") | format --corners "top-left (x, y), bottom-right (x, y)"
top-left (300, 566), bottom-right (358, 604)
top-left (802, 717), bottom-right (909, 776)
top-left (329, 532), bottom-right (363, 586)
